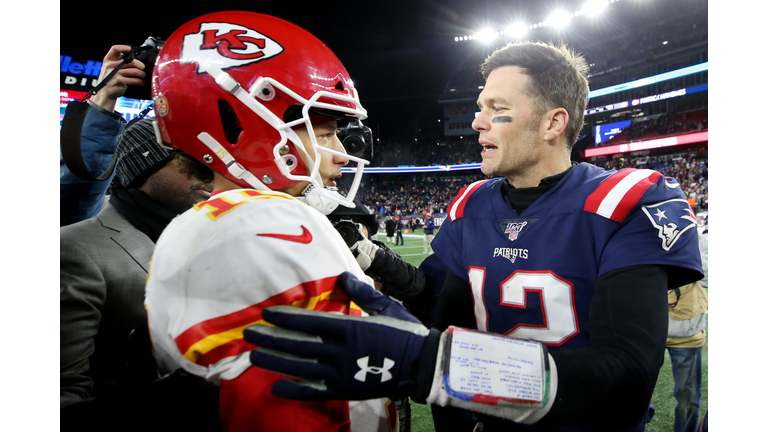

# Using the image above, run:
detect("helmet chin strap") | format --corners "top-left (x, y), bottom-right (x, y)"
top-left (297, 182), bottom-right (342, 215)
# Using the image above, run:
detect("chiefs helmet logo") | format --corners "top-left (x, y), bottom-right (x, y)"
top-left (181, 22), bottom-right (284, 73)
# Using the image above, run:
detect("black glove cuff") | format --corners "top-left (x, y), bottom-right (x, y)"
top-left (413, 328), bottom-right (442, 404)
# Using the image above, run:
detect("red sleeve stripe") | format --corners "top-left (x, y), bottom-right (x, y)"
top-left (174, 276), bottom-right (348, 365)
top-left (189, 297), bottom-right (353, 367)
top-left (584, 169), bottom-right (662, 222)
top-left (448, 180), bottom-right (491, 222)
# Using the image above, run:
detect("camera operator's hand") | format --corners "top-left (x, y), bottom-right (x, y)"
top-left (350, 237), bottom-right (379, 271)
top-left (91, 45), bottom-right (146, 112)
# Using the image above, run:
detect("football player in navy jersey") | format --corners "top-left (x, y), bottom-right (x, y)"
top-left (245, 41), bottom-right (704, 432)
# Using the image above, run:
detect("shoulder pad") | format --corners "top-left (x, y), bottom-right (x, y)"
top-left (584, 168), bottom-right (662, 222)
top-left (447, 179), bottom-right (494, 222)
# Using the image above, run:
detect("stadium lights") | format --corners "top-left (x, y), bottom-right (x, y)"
top-left (476, 28), bottom-right (496, 43)
top-left (454, 0), bottom-right (623, 42)
top-left (547, 11), bottom-right (571, 29)
top-left (581, 0), bottom-right (609, 16)
top-left (505, 22), bottom-right (528, 39)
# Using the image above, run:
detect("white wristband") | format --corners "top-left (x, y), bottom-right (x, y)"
top-left (426, 326), bottom-right (558, 425)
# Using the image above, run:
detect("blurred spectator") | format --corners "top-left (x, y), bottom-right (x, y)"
top-left (60, 118), bottom-right (215, 429)
top-left (394, 216), bottom-right (404, 245)
top-left (665, 227), bottom-right (708, 432)
top-left (422, 213), bottom-right (434, 254)
top-left (385, 216), bottom-right (395, 244)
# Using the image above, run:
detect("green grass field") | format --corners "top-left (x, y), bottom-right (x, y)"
top-left (383, 232), bottom-right (708, 432)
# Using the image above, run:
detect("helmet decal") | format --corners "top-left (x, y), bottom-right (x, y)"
top-left (181, 22), bottom-right (284, 73)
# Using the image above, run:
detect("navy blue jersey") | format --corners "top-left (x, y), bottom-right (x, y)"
top-left (432, 163), bottom-right (703, 351)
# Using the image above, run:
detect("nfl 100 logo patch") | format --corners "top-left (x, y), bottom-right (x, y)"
top-left (505, 221), bottom-right (527, 241)
top-left (498, 219), bottom-right (535, 242)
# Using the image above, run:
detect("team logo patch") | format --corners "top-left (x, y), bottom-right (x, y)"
top-left (498, 219), bottom-right (536, 242)
top-left (181, 22), bottom-right (285, 74)
top-left (642, 199), bottom-right (697, 251)
top-left (493, 247), bottom-right (529, 264)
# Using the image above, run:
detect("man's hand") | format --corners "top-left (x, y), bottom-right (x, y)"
top-left (90, 45), bottom-right (146, 112)
top-left (245, 306), bottom-right (432, 401)
top-left (244, 273), bottom-right (439, 401)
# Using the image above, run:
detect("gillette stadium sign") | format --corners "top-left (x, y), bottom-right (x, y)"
top-left (60, 55), bottom-right (102, 91)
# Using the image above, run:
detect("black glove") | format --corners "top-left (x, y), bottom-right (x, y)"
top-left (244, 272), bottom-right (440, 402)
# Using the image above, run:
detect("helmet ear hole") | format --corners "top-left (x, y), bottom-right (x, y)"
top-left (218, 99), bottom-right (243, 145)
top-left (334, 82), bottom-right (344, 91)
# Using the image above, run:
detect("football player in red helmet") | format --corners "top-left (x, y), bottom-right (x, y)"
top-left (144, 11), bottom-right (396, 432)
top-left (151, 11), bottom-right (369, 215)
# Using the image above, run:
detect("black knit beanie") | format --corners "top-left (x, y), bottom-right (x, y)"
top-left (115, 118), bottom-right (175, 188)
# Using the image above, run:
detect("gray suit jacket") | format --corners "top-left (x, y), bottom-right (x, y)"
top-left (60, 200), bottom-right (155, 407)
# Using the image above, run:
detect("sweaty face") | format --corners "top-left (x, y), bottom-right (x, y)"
top-left (472, 66), bottom-right (545, 186)
top-left (140, 153), bottom-right (214, 214)
top-left (293, 118), bottom-right (350, 189)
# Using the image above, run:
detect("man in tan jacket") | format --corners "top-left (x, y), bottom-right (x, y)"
top-left (666, 224), bottom-right (708, 432)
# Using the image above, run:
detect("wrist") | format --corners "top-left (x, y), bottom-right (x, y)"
top-left (413, 328), bottom-right (441, 404)
top-left (90, 91), bottom-right (118, 112)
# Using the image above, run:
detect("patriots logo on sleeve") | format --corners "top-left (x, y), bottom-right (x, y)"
top-left (641, 199), bottom-right (697, 251)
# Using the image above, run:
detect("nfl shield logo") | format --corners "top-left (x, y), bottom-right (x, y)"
top-left (504, 221), bottom-right (527, 242)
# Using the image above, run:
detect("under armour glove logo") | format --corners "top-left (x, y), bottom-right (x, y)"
top-left (355, 356), bottom-right (395, 383)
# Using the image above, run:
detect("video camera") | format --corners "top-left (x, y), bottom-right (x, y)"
top-left (337, 119), bottom-right (373, 161)
top-left (121, 36), bottom-right (165, 100)
top-left (327, 198), bottom-right (378, 247)
top-left (331, 219), bottom-right (365, 247)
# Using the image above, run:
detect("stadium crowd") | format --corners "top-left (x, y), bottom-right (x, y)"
top-left (357, 173), bottom-right (487, 228)
top-left (372, 139), bottom-right (482, 167)
top-left (599, 147), bottom-right (708, 212)
top-left (357, 146), bottom-right (708, 228)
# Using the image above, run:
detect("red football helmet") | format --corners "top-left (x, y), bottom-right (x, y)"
top-left (151, 11), bottom-right (368, 214)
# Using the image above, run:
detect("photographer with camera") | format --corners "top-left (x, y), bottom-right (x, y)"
top-left (60, 44), bottom-right (148, 226)
top-left (60, 42), bottom-right (220, 431)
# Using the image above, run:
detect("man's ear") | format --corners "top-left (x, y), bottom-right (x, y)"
top-left (543, 108), bottom-right (569, 142)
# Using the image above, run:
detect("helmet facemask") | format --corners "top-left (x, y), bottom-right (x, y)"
top-left (195, 58), bottom-right (369, 214)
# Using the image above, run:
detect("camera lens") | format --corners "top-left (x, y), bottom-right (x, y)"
top-left (333, 220), bottom-right (362, 247)
top-left (342, 135), bottom-right (365, 158)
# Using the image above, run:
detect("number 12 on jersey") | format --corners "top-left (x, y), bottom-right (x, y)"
top-left (468, 268), bottom-right (580, 345)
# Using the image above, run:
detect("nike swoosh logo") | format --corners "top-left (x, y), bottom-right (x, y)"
top-left (257, 225), bottom-right (313, 244)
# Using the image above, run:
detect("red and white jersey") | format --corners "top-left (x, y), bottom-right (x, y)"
top-left (146, 188), bottom-right (397, 432)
